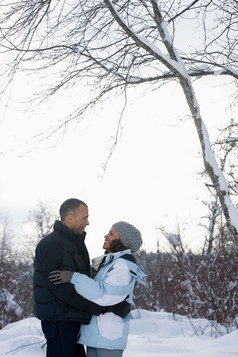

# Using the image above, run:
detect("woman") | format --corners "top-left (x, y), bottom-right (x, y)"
top-left (49, 221), bottom-right (145, 357)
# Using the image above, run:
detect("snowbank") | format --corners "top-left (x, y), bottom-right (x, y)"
top-left (0, 310), bottom-right (237, 356)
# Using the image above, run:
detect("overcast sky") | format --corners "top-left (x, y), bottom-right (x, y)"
top-left (0, 71), bottom-right (235, 258)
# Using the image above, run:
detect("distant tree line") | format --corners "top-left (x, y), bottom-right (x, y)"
top-left (0, 220), bottom-right (33, 328)
top-left (133, 233), bottom-right (238, 333)
top-left (0, 199), bottom-right (237, 332)
top-left (0, 202), bottom-right (56, 329)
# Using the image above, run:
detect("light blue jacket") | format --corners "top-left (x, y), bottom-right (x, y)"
top-left (70, 249), bottom-right (145, 350)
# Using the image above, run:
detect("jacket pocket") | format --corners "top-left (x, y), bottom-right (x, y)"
top-left (97, 313), bottom-right (124, 340)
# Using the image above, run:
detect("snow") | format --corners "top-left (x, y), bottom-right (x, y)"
top-left (0, 310), bottom-right (237, 356)
top-left (0, 289), bottom-right (22, 328)
top-left (106, 0), bottom-right (188, 77)
top-left (168, 233), bottom-right (180, 248)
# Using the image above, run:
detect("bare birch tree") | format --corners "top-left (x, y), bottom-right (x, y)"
top-left (0, 0), bottom-right (238, 236)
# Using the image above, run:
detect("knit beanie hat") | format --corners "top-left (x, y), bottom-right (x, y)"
top-left (113, 221), bottom-right (143, 253)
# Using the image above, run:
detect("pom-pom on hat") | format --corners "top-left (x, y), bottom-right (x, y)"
top-left (113, 221), bottom-right (143, 253)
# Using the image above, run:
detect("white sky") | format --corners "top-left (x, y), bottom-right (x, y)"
top-left (0, 71), bottom-right (236, 258)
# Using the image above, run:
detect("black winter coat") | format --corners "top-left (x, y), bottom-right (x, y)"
top-left (33, 220), bottom-right (105, 323)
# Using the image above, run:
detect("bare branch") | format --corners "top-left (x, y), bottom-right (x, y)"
top-left (1, 0), bottom-right (238, 236)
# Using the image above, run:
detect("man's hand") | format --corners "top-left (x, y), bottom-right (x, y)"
top-left (86, 297), bottom-right (131, 317)
top-left (49, 270), bottom-right (74, 284)
top-left (107, 297), bottom-right (131, 318)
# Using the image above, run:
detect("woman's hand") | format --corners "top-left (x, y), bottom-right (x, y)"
top-left (49, 270), bottom-right (74, 284)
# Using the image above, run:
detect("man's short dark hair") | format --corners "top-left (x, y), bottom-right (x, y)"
top-left (59, 198), bottom-right (87, 221)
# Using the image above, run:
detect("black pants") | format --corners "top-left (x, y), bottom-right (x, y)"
top-left (41, 321), bottom-right (86, 357)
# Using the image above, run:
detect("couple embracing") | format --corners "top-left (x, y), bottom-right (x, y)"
top-left (33, 198), bottom-right (145, 357)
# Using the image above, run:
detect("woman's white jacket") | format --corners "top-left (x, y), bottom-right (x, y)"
top-left (70, 249), bottom-right (145, 350)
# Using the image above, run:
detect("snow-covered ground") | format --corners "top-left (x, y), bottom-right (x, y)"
top-left (0, 310), bottom-right (237, 356)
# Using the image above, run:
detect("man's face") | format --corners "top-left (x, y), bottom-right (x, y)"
top-left (67, 205), bottom-right (89, 234)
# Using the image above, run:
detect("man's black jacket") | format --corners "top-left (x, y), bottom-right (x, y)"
top-left (33, 220), bottom-right (130, 323)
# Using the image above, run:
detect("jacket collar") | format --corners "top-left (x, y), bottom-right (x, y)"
top-left (99, 249), bottom-right (132, 267)
top-left (53, 220), bottom-right (86, 242)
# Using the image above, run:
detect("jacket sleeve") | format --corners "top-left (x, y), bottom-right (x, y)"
top-left (71, 259), bottom-right (132, 306)
top-left (37, 238), bottom-right (108, 315)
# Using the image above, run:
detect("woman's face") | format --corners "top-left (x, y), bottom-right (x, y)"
top-left (103, 226), bottom-right (120, 253)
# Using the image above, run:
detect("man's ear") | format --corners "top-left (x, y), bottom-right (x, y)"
top-left (64, 214), bottom-right (73, 227)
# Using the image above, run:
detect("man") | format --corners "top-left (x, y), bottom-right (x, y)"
top-left (33, 198), bottom-right (129, 357)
